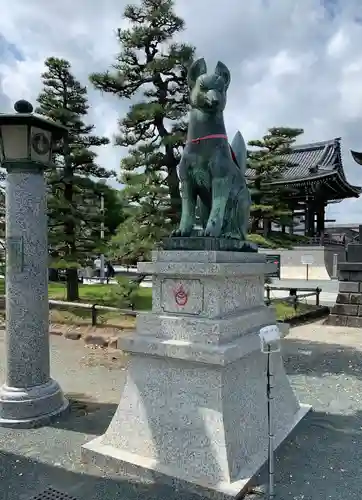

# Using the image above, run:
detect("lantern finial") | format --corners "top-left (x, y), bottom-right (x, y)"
top-left (14, 100), bottom-right (33, 114)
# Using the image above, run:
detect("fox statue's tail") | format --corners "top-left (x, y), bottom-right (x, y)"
top-left (230, 130), bottom-right (247, 176)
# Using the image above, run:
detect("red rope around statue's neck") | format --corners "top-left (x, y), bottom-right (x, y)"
top-left (190, 134), bottom-right (228, 143)
top-left (189, 134), bottom-right (237, 164)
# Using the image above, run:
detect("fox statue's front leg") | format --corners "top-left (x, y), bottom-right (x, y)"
top-left (204, 176), bottom-right (230, 237)
top-left (172, 161), bottom-right (196, 237)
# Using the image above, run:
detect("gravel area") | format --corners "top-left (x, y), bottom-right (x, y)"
top-left (0, 321), bottom-right (361, 500)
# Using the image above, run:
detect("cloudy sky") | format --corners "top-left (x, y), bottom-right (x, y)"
top-left (1, 0), bottom-right (362, 222)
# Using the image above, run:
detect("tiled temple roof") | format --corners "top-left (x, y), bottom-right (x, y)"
top-left (246, 138), bottom-right (361, 200)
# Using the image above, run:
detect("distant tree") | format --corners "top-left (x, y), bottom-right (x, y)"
top-left (99, 183), bottom-right (128, 237)
top-left (36, 57), bottom-right (112, 300)
top-left (247, 126), bottom-right (304, 235)
top-left (75, 179), bottom-right (127, 250)
top-left (90, 0), bottom-right (195, 258)
top-left (107, 222), bottom-right (143, 266)
top-left (107, 208), bottom-right (160, 266)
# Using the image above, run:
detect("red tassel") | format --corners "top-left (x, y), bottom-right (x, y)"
top-left (230, 145), bottom-right (237, 165)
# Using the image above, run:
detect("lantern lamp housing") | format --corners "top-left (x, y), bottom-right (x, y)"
top-left (0, 100), bottom-right (68, 168)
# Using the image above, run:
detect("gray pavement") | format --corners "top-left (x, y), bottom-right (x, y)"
top-left (0, 323), bottom-right (361, 500)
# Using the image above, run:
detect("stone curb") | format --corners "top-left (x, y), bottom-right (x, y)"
top-left (49, 327), bottom-right (130, 349)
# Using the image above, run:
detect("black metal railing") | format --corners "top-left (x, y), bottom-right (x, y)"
top-left (265, 285), bottom-right (322, 311)
top-left (0, 294), bottom-right (138, 327)
top-left (48, 299), bottom-right (137, 326)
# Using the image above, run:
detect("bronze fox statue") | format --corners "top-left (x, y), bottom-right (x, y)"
top-left (172, 58), bottom-right (251, 240)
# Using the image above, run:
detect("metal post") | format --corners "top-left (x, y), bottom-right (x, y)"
top-left (265, 285), bottom-right (271, 306)
top-left (100, 191), bottom-right (105, 284)
top-left (91, 304), bottom-right (97, 326)
top-left (293, 294), bottom-right (298, 312)
top-left (259, 325), bottom-right (281, 500)
top-left (267, 345), bottom-right (275, 499)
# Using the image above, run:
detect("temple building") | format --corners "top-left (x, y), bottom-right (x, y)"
top-left (246, 138), bottom-right (362, 238)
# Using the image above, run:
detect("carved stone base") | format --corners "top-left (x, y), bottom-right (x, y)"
top-left (82, 250), bottom-right (310, 499)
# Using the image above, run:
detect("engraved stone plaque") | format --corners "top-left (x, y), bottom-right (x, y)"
top-left (161, 278), bottom-right (204, 315)
top-left (7, 236), bottom-right (24, 272)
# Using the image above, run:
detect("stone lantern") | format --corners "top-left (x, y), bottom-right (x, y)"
top-left (0, 100), bottom-right (69, 427)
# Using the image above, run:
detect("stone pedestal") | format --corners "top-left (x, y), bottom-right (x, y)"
top-left (327, 261), bottom-right (362, 327)
top-left (82, 250), bottom-right (310, 499)
top-left (0, 165), bottom-right (68, 427)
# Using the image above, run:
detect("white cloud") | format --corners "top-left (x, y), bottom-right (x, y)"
top-left (326, 29), bottom-right (349, 58)
top-left (1, 0), bottom-right (362, 222)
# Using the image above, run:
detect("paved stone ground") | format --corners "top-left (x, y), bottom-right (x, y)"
top-left (0, 321), bottom-right (361, 500)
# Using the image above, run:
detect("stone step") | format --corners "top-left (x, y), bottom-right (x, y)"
top-left (326, 314), bottom-right (362, 327)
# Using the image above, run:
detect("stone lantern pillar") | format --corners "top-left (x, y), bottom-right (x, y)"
top-left (0, 100), bottom-right (69, 427)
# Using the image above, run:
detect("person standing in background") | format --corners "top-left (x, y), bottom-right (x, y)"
top-left (106, 261), bottom-right (115, 283)
top-left (94, 256), bottom-right (101, 277)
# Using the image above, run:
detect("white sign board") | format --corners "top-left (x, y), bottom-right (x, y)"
top-left (259, 324), bottom-right (281, 353)
top-left (301, 254), bottom-right (314, 265)
top-left (259, 325), bottom-right (281, 343)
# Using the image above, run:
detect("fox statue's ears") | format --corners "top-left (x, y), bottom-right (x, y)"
top-left (187, 58), bottom-right (231, 90)
top-left (188, 58), bottom-right (207, 88)
top-left (215, 61), bottom-right (231, 90)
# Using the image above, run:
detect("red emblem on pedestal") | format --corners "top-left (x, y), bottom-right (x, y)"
top-left (174, 284), bottom-right (188, 306)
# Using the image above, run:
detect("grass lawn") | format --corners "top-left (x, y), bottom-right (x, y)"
top-left (47, 281), bottom-right (152, 310)
top-left (248, 231), bottom-right (309, 249)
top-left (272, 300), bottom-right (312, 321)
top-left (0, 278), bottom-right (317, 328)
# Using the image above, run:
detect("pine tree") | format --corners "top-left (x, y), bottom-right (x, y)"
top-left (247, 127), bottom-right (304, 235)
top-left (36, 57), bottom-right (111, 300)
top-left (90, 0), bottom-right (195, 261)
top-left (99, 183), bottom-right (128, 237)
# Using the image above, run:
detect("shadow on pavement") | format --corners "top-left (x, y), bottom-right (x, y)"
top-left (49, 392), bottom-right (118, 435)
top-left (0, 449), bottom-right (202, 500)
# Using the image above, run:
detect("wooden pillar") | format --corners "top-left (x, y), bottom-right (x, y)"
top-left (289, 205), bottom-right (294, 234)
top-left (306, 201), bottom-right (315, 236)
top-left (316, 203), bottom-right (325, 236)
